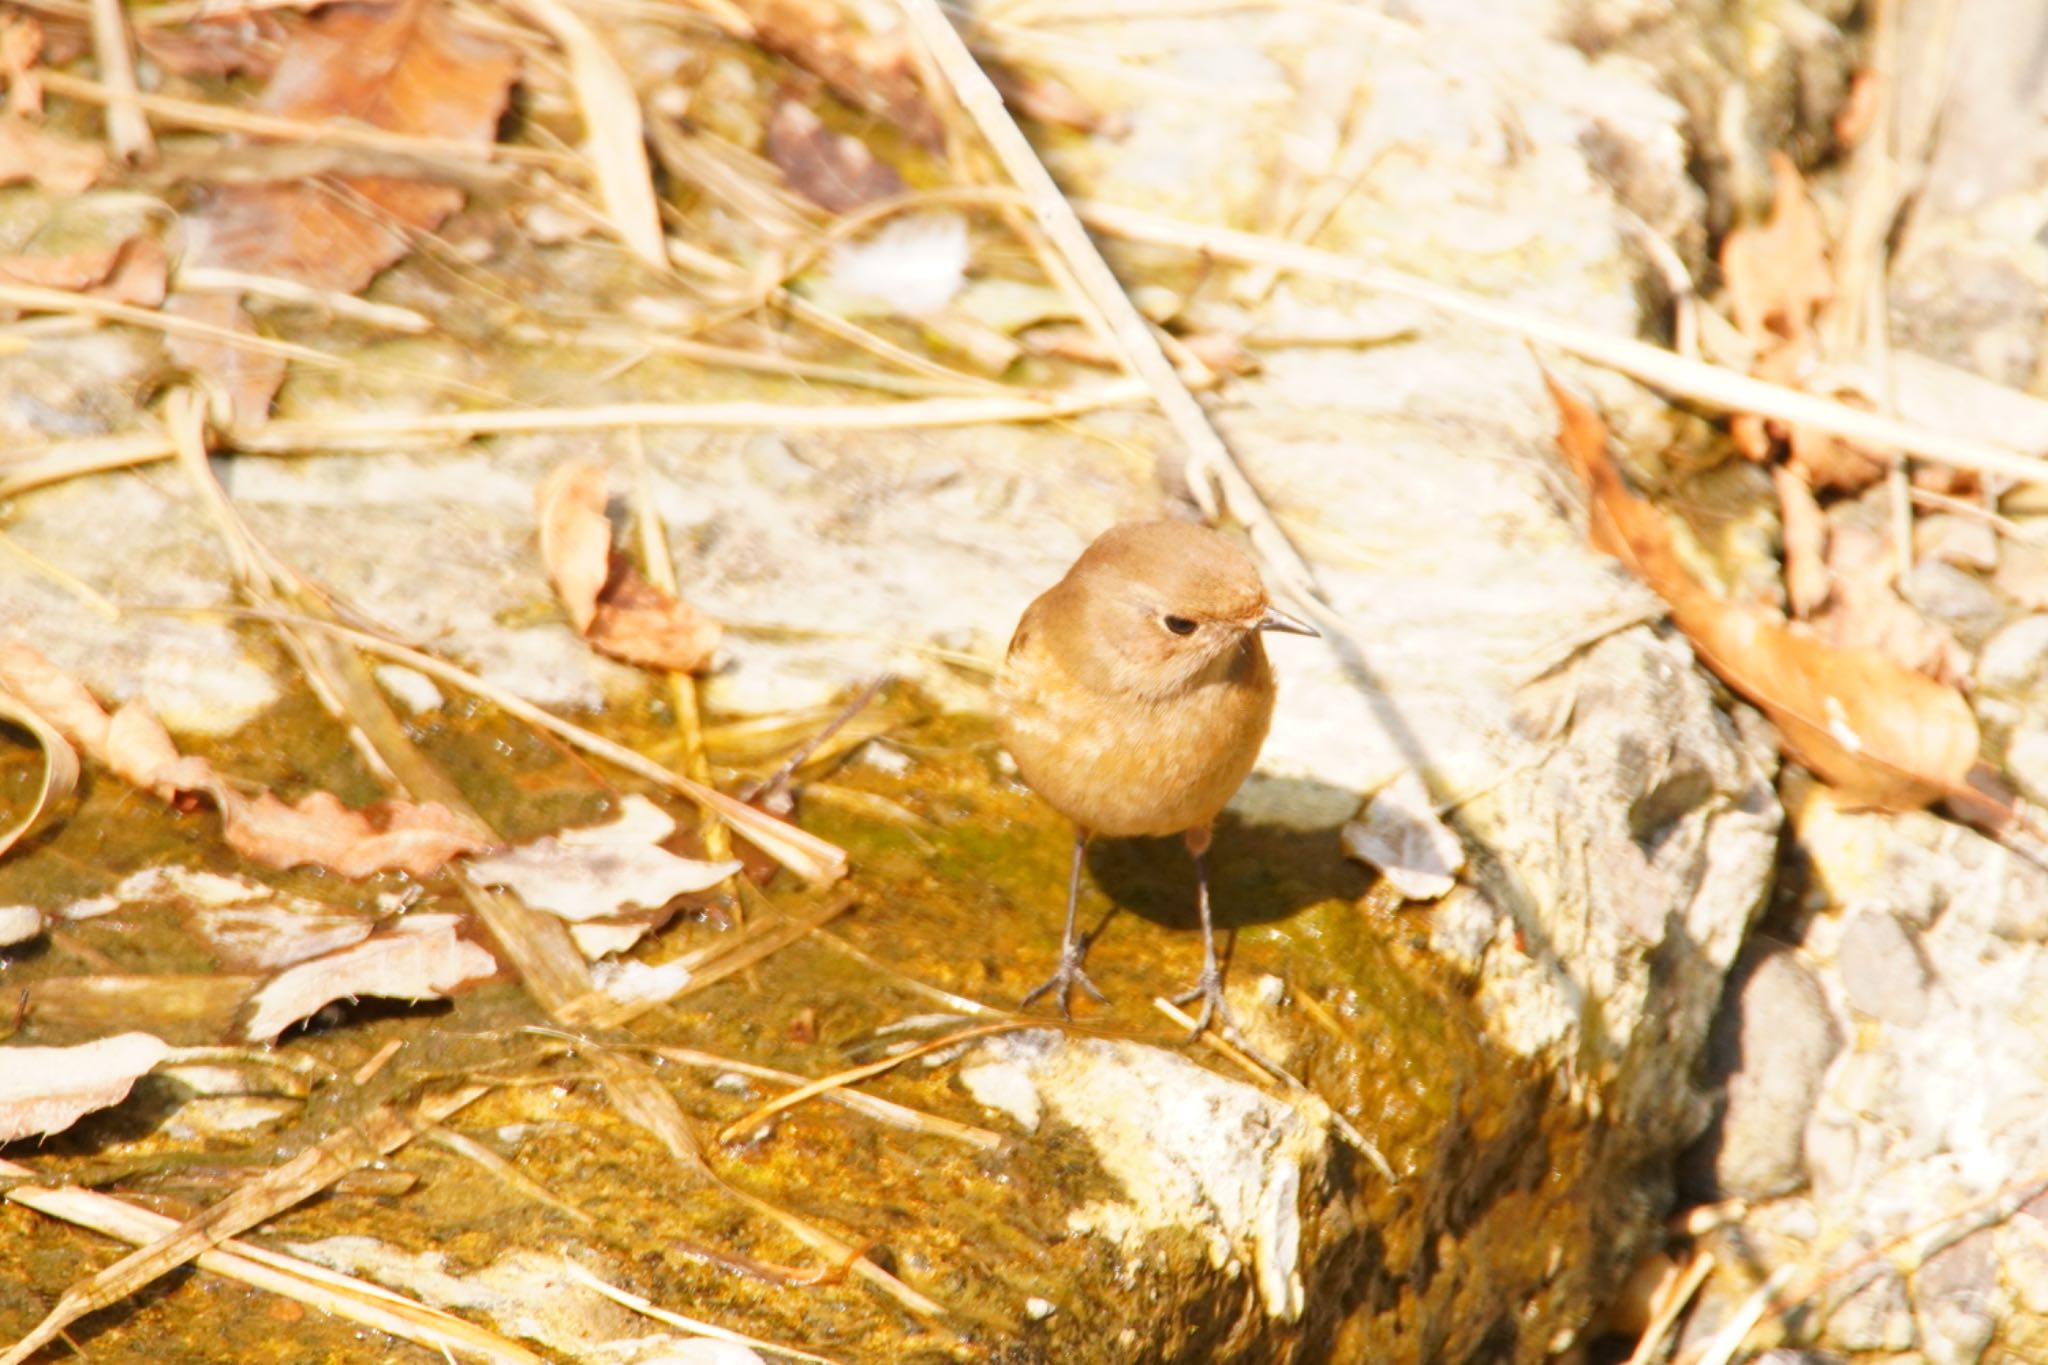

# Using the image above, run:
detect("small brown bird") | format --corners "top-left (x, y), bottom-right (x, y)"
top-left (996, 520), bottom-right (1318, 1035)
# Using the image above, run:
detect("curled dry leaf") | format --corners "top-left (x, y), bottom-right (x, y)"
top-left (1340, 769), bottom-right (1464, 901)
top-left (0, 1032), bottom-right (170, 1142)
top-left (0, 683), bottom-right (77, 859)
top-left (535, 461), bottom-right (723, 672)
top-left (241, 913), bottom-right (498, 1042)
top-left (742, 0), bottom-right (941, 148)
top-left (1548, 374), bottom-right (1978, 811)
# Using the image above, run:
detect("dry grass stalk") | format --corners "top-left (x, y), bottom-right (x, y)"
top-left (425, 1125), bottom-right (598, 1225)
top-left (896, 0), bottom-right (1322, 605)
top-left (1622, 1252), bottom-right (1715, 1365)
top-left (174, 266), bottom-right (434, 332)
top-left (0, 1154), bottom-right (544, 1364)
top-left (0, 280), bottom-right (348, 369)
top-left (582, 1045), bottom-right (947, 1318)
top-left (716, 1019), bottom-right (1030, 1144)
top-left (86, 0), bottom-right (154, 162)
top-left (1075, 199), bottom-right (2048, 487)
top-left (624, 431), bottom-right (734, 880)
top-left (0, 384), bottom-right (1148, 499)
top-left (0, 1085), bottom-right (491, 1365)
top-left (507, 0), bottom-right (665, 266)
top-left (649, 1044), bottom-right (1002, 1148)
top-left (35, 68), bottom-right (574, 168)
top-left (564, 1259), bottom-right (850, 1365)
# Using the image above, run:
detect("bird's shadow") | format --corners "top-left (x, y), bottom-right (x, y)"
top-left (1083, 775), bottom-right (1367, 934)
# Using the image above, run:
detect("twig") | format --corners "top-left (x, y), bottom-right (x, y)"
top-left (564, 1259), bottom-right (849, 1365)
top-left (716, 1021), bottom-right (1031, 1144)
top-left (895, 0), bottom-right (1322, 604)
top-left (1074, 198), bottom-right (2048, 486)
top-left (0, 383), bottom-right (1148, 498)
top-left (86, 0), bottom-right (154, 162)
top-left (734, 674), bottom-right (893, 805)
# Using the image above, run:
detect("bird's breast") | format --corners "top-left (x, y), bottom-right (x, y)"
top-left (996, 636), bottom-right (1276, 838)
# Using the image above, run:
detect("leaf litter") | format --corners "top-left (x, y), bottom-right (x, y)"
top-left (1547, 373), bottom-right (1979, 812)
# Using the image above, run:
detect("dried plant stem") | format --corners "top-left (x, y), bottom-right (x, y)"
top-left (0, 1086), bottom-right (490, 1365)
top-left (86, 0), bottom-right (153, 161)
top-left (564, 1260), bottom-right (849, 1365)
top-left (895, 0), bottom-right (1321, 603)
top-left (0, 1156), bottom-right (543, 1364)
top-left (1075, 199), bottom-right (2048, 487)
top-left (625, 431), bottom-right (734, 881)
top-left (717, 1020), bottom-right (1030, 1143)
top-left (648, 1045), bottom-right (1002, 1148)
top-left (0, 281), bottom-right (348, 369)
top-left (1, 384), bottom-right (1146, 499)
top-left (35, 68), bottom-right (572, 167)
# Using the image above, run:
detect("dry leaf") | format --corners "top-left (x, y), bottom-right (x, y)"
top-left (0, 1033), bottom-right (170, 1142)
top-left (0, 638), bottom-right (112, 753)
top-left (742, 0), bottom-right (940, 148)
top-left (0, 682), bottom-right (77, 859)
top-left (464, 795), bottom-right (739, 921)
top-left (0, 235), bottom-right (166, 305)
top-left (588, 571), bottom-right (722, 672)
top-left (535, 461), bottom-right (724, 672)
top-left (0, 119), bottom-right (105, 194)
top-left (0, 637), bottom-right (489, 878)
top-left (536, 460), bottom-right (612, 634)
top-left (766, 96), bottom-right (904, 213)
top-left (133, 11), bottom-right (285, 78)
top-left (1721, 152), bottom-right (1830, 343)
top-left (170, 0), bottom-right (518, 421)
top-left (1340, 770), bottom-right (1464, 901)
top-left (1548, 374), bottom-right (1979, 811)
top-left (1, 14), bottom-right (45, 115)
top-left (241, 913), bottom-right (497, 1041)
top-left (1774, 464), bottom-right (1830, 618)
top-left (1812, 521), bottom-right (1969, 686)
top-left (216, 788), bottom-right (489, 878)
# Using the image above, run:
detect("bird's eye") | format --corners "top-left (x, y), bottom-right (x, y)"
top-left (1163, 615), bottom-right (1198, 636)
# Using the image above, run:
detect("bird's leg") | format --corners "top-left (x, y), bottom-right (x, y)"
top-left (1172, 824), bottom-right (1240, 1040)
top-left (1021, 827), bottom-right (1109, 1017)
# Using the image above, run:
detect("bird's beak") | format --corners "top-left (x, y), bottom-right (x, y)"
top-left (1254, 604), bottom-right (1320, 638)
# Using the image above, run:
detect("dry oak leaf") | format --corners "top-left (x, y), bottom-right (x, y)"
top-left (767, 96), bottom-right (905, 213)
top-left (1721, 151), bottom-right (1830, 343)
top-left (535, 459), bottom-right (723, 672)
top-left (214, 788), bottom-right (489, 878)
top-left (1548, 373), bottom-right (1978, 812)
top-left (0, 119), bottom-right (104, 193)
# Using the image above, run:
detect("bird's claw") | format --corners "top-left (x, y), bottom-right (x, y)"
top-left (1171, 969), bottom-right (1239, 1043)
top-left (1022, 950), bottom-right (1110, 1018)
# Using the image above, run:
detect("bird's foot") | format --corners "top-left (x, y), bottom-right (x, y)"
top-left (1171, 968), bottom-right (1240, 1043)
top-left (1021, 949), bottom-right (1109, 1018)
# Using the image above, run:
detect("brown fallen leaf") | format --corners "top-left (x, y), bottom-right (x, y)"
top-left (214, 788), bottom-right (488, 878)
top-left (169, 0), bottom-right (519, 422)
top-left (1774, 463), bottom-right (1830, 618)
top-left (766, 95), bottom-right (905, 213)
top-left (1, 13), bottom-right (46, 116)
top-left (133, 11), bottom-right (286, 78)
top-left (741, 0), bottom-right (941, 148)
top-left (1812, 520), bottom-right (1969, 686)
top-left (1721, 152), bottom-right (1888, 495)
top-left (1548, 373), bottom-right (1979, 811)
top-left (0, 119), bottom-right (105, 196)
top-left (535, 460), bottom-right (723, 672)
top-left (0, 636), bottom-right (490, 878)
